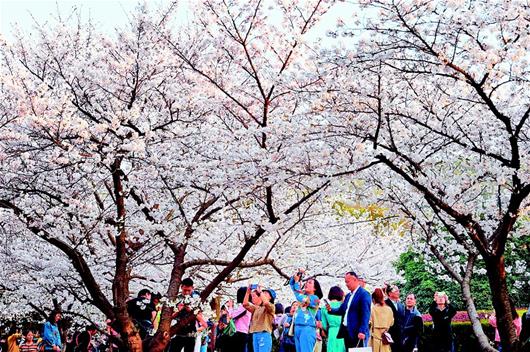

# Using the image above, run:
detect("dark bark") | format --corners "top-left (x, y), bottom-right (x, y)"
top-left (110, 157), bottom-right (143, 352)
top-left (485, 255), bottom-right (518, 352)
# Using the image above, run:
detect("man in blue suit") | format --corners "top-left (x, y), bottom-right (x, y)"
top-left (326, 271), bottom-right (371, 349)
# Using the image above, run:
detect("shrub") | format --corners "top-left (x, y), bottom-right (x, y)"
top-left (420, 321), bottom-right (495, 352)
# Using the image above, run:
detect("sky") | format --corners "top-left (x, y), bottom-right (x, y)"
top-left (0, 0), bottom-right (193, 40)
top-left (0, 0), bottom-right (357, 43)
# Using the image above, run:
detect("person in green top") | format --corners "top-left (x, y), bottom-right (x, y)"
top-left (321, 286), bottom-right (346, 352)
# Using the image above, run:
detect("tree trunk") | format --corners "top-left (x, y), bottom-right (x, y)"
top-left (485, 255), bottom-right (518, 352)
top-left (114, 309), bottom-right (144, 352)
top-left (111, 157), bottom-right (144, 352)
top-left (462, 270), bottom-right (497, 352)
top-left (148, 243), bottom-right (187, 352)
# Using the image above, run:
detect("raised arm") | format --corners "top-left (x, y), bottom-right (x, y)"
top-left (242, 285), bottom-right (256, 313)
top-left (289, 271), bottom-right (308, 303)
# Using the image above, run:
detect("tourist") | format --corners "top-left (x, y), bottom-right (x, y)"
top-left (325, 271), bottom-right (371, 350)
top-left (369, 287), bottom-right (394, 352)
top-left (489, 303), bottom-right (522, 351)
top-left (227, 287), bottom-right (252, 352)
top-left (429, 292), bottom-right (456, 352)
top-left (19, 330), bottom-right (38, 352)
top-left (321, 286), bottom-right (345, 352)
top-left (243, 284), bottom-right (275, 352)
top-left (169, 278), bottom-right (208, 352)
top-left (384, 284), bottom-right (405, 352)
top-left (401, 294), bottom-right (422, 352)
top-left (7, 327), bottom-right (21, 352)
top-left (42, 309), bottom-right (63, 352)
top-left (75, 324), bottom-right (98, 352)
top-left (127, 288), bottom-right (156, 339)
top-left (289, 269), bottom-right (323, 352)
top-left (278, 303), bottom-right (298, 352)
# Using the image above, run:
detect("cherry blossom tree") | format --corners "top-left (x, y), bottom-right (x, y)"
top-left (324, 1), bottom-right (530, 350)
top-left (0, 1), bottom-right (368, 351)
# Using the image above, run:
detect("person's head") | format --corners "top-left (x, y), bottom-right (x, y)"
top-left (275, 303), bottom-right (284, 315)
top-left (262, 289), bottom-right (274, 304)
top-left (405, 293), bottom-right (416, 309)
top-left (236, 287), bottom-right (247, 304)
top-left (22, 329), bottom-right (34, 342)
top-left (8, 325), bottom-right (19, 335)
top-left (344, 271), bottom-right (360, 291)
top-left (289, 301), bottom-right (299, 315)
top-left (47, 309), bottom-right (62, 324)
top-left (138, 288), bottom-right (151, 300)
top-left (328, 286), bottom-right (345, 302)
top-left (372, 287), bottom-right (385, 305)
top-left (180, 278), bottom-right (194, 296)
top-left (435, 291), bottom-right (449, 306)
top-left (218, 314), bottom-right (228, 329)
top-left (304, 278), bottom-right (323, 299)
top-left (151, 292), bottom-right (162, 306)
top-left (385, 284), bottom-right (400, 301)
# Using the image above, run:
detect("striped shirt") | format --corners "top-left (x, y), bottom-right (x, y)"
top-left (19, 343), bottom-right (38, 352)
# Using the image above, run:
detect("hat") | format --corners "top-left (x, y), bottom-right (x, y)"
top-left (262, 288), bottom-right (277, 301)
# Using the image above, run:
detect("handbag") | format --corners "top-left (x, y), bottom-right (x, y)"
top-left (382, 331), bottom-right (394, 345)
top-left (223, 319), bottom-right (237, 337)
top-left (287, 321), bottom-right (295, 337)
top-left (348, 339), bottom-right (371, 352)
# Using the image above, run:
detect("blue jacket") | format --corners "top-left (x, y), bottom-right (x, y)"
top-left (330, 287), bottom-right (371, 339)
top-left (42, 321), bottom-right (62, 350)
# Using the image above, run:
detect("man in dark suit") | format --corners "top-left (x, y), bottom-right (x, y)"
top-left (385, 284), bottom-right (406, 352)
top-left (326, 271), bottom-right (371, 349)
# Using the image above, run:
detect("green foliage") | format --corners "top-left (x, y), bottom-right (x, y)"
top-left (394, 250), bottom-right (492, 312)
top-left (395, 231), bottom-right (530, 313)
top-left (503, 234), bottom-right (530, 307)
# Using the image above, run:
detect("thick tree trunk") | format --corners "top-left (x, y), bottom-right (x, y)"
top-left (485, 255), bottom-right (519, 352)
top-left (148, 243), bottom-right (187, 352)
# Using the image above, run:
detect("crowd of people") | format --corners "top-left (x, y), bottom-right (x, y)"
top-left (126, 270), bottom-right (528, 352)
top-left (2, 271), bottom-right (529, 352)
top-left (1, 310), bottom-right (100, 352)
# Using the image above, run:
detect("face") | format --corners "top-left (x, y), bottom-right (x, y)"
top-left (54, 313), bottom-right (62, 323)
top-left (304, 279), bottom-right (315, 294)
top-left (405, 294), bottom-right (416, 308)
top-left (25, 332), bottom-right (34, 342)
top-left (261, 291), bottom-right (272, 303)
top-left (290, 302), bottom-right (299, 314)
top-left (389, 287), bottom-right (400, 301)
top-left (345, 273), bottom-right (359, 291)
top-left (181, 285), bottom-right (193, 296)
top-left (435, 294), bottom-right (447, 305)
